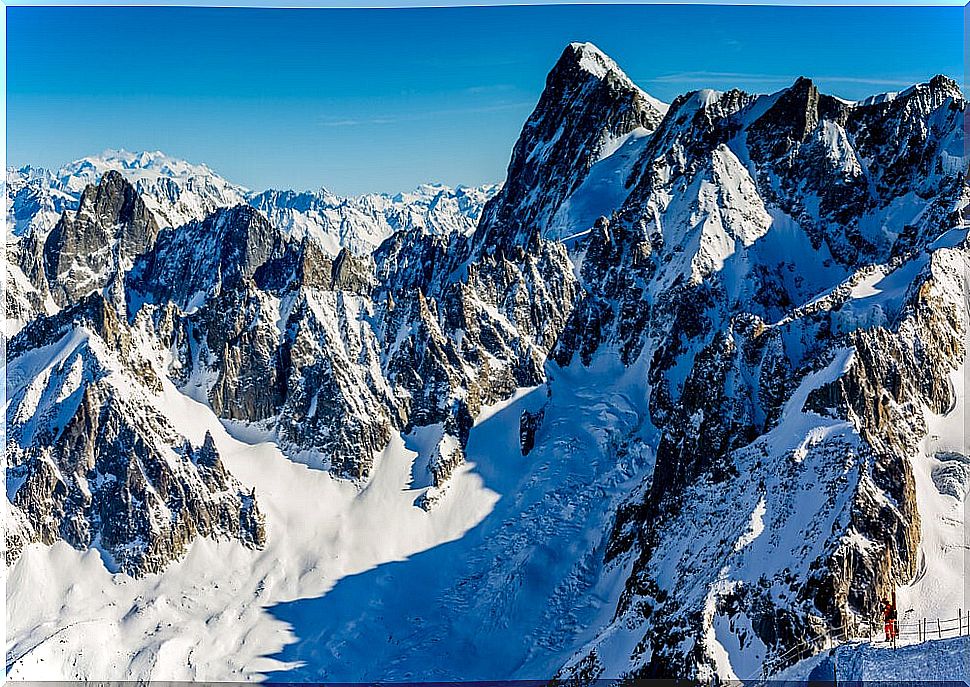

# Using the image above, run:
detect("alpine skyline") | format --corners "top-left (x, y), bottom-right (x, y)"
top-left (7, 3), bottom-right (964, 195)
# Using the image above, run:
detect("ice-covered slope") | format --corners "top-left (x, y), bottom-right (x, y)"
top-left (5, 369), bottom-right (650, 681)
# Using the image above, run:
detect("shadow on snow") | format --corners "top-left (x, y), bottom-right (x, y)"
top-left (261, 365), bottom-right (650, 683)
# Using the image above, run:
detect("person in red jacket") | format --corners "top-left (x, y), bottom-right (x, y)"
top-left (881, 596), bottom-right (898, 642)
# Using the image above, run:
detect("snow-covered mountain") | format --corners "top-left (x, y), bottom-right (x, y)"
top-left (55, 150), bottom-right (251, 230)
top-left (4, 151), bottom-right (499, 334)
top-left (250, 183), bottom-right (499, 256)
top-left (6, 150), bottom-right (498, 249)
top-left (6, 150), bottom-right (250, 242)
top-left (5, 41), bottom-right (968, 682)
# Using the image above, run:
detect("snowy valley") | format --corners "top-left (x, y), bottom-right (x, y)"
top-left (5, 42), bottom-right (969, 682)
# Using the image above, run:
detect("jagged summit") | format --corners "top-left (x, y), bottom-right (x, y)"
top-left (560, 41), bottom-right (670, 114)
top-left (564, 41), bottom-right (628, 80)
top-left (476, 42), bottom-right (668, 249)
top-left (893, 73), bottom-right (965, 106)
top-left (925, 73), bottom-right (962, 98)
top-left (43, 170), bottom-right (159, 307)
top-left (779, 73), bottom-right (964, 109)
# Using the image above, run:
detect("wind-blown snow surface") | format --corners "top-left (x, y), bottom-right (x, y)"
top-left (6, 356), bottom-right (652, 681)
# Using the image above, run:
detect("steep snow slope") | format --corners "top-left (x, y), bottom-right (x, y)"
top-left (898, 339), bottom-right (968, 626)
top-left (547, 127), bottom-right (653, 243)
top-left (6, 357), bottom-right (651, 681)
top-left (261, 356), bottom-right (654, 682)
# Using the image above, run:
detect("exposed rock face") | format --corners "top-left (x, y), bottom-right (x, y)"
top-left (550, 68), bottom-right (968, 680)
top-left (128, 204), bottom-right (286, 308)
top-left (274, 289), bottom-right (395, 479)
top-left (476, 42), bottom-right (667, 250)
top-left (5, 167), bottom-right (73, 331)
top-left (43, 171), bottom-right (159, 307)
top-left (520, 408), bottom-right (545, 456)
top-left (6, 231), bottom-right (53, 334)
top-left (5, 294), bottom-right (265, 576)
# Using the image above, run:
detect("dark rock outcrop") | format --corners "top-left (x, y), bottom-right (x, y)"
top-left (43, 170), bottom-right (159, 307)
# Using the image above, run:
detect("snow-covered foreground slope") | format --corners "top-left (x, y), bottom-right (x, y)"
top-left (778, 635), bottom-right (970, 683)
top-left (6, 380), bottom-right (493, 680)
top-left (7, 357), bottom-right (651, 681)
top-left (261, 357), bottom-right (653, 682)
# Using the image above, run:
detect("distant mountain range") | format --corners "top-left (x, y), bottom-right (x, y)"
top-left (7, 149), bottom-right (498, 291)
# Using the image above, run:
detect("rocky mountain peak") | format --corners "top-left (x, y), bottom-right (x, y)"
top-left (475, 42), bottom-right (667, 251)
top-left (42, 170), bottom-right (159, 307)
top-left (927, 74), bottom-right (959, 91)
top-left (748, 76), bottom-right (847, 157)
top-left (557, 43), bottom-right (669, 117)
top-left (562, 42), bottom-right (632, 87)
top-left (76, 170), bottom-right (139, 218)
top-left (330, 247), bottom-right (375, 294)
top-left (915, 74), bottom-right (964, 104)
top-left (128, 203), bottom-right (289, 310)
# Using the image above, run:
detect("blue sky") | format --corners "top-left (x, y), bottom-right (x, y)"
top-left (6, 4), bottom-right (964, 195)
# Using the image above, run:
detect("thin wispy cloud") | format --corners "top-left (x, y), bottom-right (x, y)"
top-left (319, 101), bottom-right (532, 128)
top-left (462, 84), bottom-right (518, 95)
top-left (647, 71), bottom-right (928, 90)
top-left (319, 118), bottom-right (366, 128)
